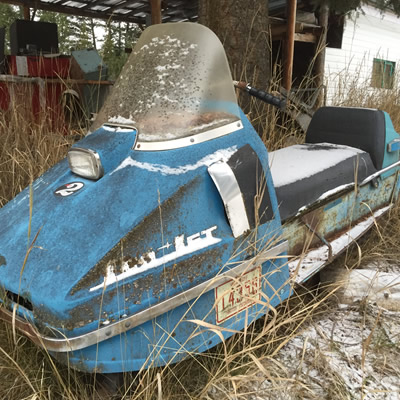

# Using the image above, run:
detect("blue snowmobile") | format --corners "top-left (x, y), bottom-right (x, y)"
top-left (0, 22), bottom-right (399, 374)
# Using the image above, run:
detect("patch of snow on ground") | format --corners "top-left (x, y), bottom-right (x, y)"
top-left (262, 304), bottom-right (400, 399)
top-left (208, 239), bottom-right (400, 399)
top-left (238, 259), bottom-right (400, 400)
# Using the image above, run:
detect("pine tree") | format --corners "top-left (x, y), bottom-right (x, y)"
top-left (100, 20), bottom-right (141, 79)
top-left (0, 4), bottom-right (22, 53)
top-left (75, 17), bottom-right (93, 50)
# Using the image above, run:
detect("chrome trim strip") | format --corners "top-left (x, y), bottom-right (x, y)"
top-left (208, 161), bottom-right (250, 238)
top-left (103, 123), bottom-right (137, 130)
top-left (0, 241), bottom-right (287, 353)
top-left (134, 120), bottom-right (243, 151)
top-left (360, 160), bottom-right (400, 186)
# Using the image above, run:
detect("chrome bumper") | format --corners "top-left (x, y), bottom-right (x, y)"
top-left (0, 241), bottom-right (288, 352)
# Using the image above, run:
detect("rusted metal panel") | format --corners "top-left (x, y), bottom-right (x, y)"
top-left (284, 174), bottom-right (397, 257)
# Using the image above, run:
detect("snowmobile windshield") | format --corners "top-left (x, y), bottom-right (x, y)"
top-left (92, 22), bottom-right (241, 150)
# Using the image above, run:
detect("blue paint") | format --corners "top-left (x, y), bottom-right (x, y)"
top-left (382, 112), bottom-right (400, 178)
top-left (1, 108), bottom-right (399, 373)
top-left (323, 197), bottom-right (342, 211)
top-left (387, 139), bottom-right (400, 152)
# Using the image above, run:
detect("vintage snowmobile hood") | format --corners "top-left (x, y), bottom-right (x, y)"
top-left (0, 127), bottom-right (136, 317)
top-left (0, 115), bottom-right (281, 335)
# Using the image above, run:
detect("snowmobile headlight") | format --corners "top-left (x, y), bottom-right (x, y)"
top-left (67, 148), bottom-right (104, 180)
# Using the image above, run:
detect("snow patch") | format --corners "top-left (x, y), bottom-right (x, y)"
top-left (260, 304), bottom-right (400, 399)
top-left (155, 63), bottom-right (181, 71)
top-left (316, 182), bottom-right (354, 201)
top-left (110, 146), bottom-right (237, 176)
top-left (108, 115), bottom-right (136, 125)
top-left (269, 143), bottom-right (365, 188)
top-left (325, 268), bottom-right (400, 310)
top-left (102, 125), bottom-right (135, 133)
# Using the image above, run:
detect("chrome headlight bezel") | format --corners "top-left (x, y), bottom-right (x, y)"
top-left (67, 148), bottom-right (104, 180)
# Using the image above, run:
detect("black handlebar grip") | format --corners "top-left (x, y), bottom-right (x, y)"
top-left (248, 87), bottom-right (286, 110)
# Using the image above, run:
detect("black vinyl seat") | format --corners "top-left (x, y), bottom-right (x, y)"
top-left (306, 107), bottom-right (386, 170)
top-left (269, 143), bottom-right (377, 221)
top-left (269, 106), bottom-right (385, 221)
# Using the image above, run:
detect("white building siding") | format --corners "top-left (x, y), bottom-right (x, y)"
top-left (324, 4), bottom-right (400, 103)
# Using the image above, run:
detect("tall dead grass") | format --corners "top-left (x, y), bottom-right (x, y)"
top-left (328, 67), bottom-right (400, 130)
top-left (0, 277), bottom-right (336, 399)
top-left (0, 85), bottom-right (83, 208)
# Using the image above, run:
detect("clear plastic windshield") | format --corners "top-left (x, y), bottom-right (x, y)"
top-left (92, 23), bottom-right (240, 144)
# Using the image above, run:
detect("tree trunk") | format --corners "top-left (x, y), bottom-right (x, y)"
top-left (90, 18), bottom-right (97, 50)
top-left (198, 0), bottom-right (270, 113)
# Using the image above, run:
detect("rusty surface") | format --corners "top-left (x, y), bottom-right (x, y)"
top-left (30, 175), bottom-right (397, 333)
top-left (71, 177), bottom-right (200, 295)
top-left (301, 209), bottom-right (322, 232)
top-left (285, 174), bottom-right (397, 257)
top-left (27, 176), bottom-right (226, 332)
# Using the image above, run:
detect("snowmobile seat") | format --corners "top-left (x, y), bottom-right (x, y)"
top-left (306, 106), bottom-right (386, 170)
top-left (269, 143), bottom-right (377, 221)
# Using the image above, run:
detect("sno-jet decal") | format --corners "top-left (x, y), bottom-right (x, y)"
top-left (54, 182), bottom-right (84, 197)
top-left (110, 146), bottom-right (238, 176)
top-left (89, 225), bottom-right (221, 292)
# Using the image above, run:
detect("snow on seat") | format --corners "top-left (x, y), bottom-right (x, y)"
top-left (269, 143), bottom-right (377, 221)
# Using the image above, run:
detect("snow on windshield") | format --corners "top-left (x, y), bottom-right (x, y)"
top-left (92, 23), bottom-right (240, 143)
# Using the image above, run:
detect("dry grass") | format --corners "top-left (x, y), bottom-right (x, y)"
top-left (0, 84), bottom-right (84, 208)
top-left (329, 66), bottom-right (400, 131)
top-left (0, 277), bottom-right (335, 399)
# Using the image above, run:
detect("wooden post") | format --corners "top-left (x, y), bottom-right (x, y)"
top-left (23, 5), bottom-right (30, 20)
top-left (283, 0), bottom-right (296, 92)
top-left (315, 2), bottom-right (329, 107)
top-left (150, 0), bottom-right (161, 24)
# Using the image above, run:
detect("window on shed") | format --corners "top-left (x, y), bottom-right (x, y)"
top-left (371, 58), bottom-right (396, 89)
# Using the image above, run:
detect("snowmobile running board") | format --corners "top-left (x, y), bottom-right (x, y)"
top-left (1, 22), bottom-right (400, 373)
top-left (290, 205), bottom-right (392, 283)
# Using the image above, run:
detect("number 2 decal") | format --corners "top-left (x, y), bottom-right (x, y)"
top-left (54, 182), bottom-right (84, 197)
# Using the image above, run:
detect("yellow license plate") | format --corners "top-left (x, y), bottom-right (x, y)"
top-left (215, 267), bottom-right (261, 324)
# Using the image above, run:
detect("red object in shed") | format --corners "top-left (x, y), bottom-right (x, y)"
top-left (8, 55), bottom-right (70, 78)
top-left (0, 55), bottom-right (71, 131)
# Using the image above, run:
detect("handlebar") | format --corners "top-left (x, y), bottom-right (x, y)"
top-left (233, 81), bottom-right (286, 110)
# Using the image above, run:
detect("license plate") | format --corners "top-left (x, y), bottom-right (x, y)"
top-left (215, 267), bottom-right (261, 324)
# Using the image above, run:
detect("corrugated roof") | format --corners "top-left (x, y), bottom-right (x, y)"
top-left (0, 0), bottom-right (198, 24)
top-left (0, 0), bottom-right (318, 25)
